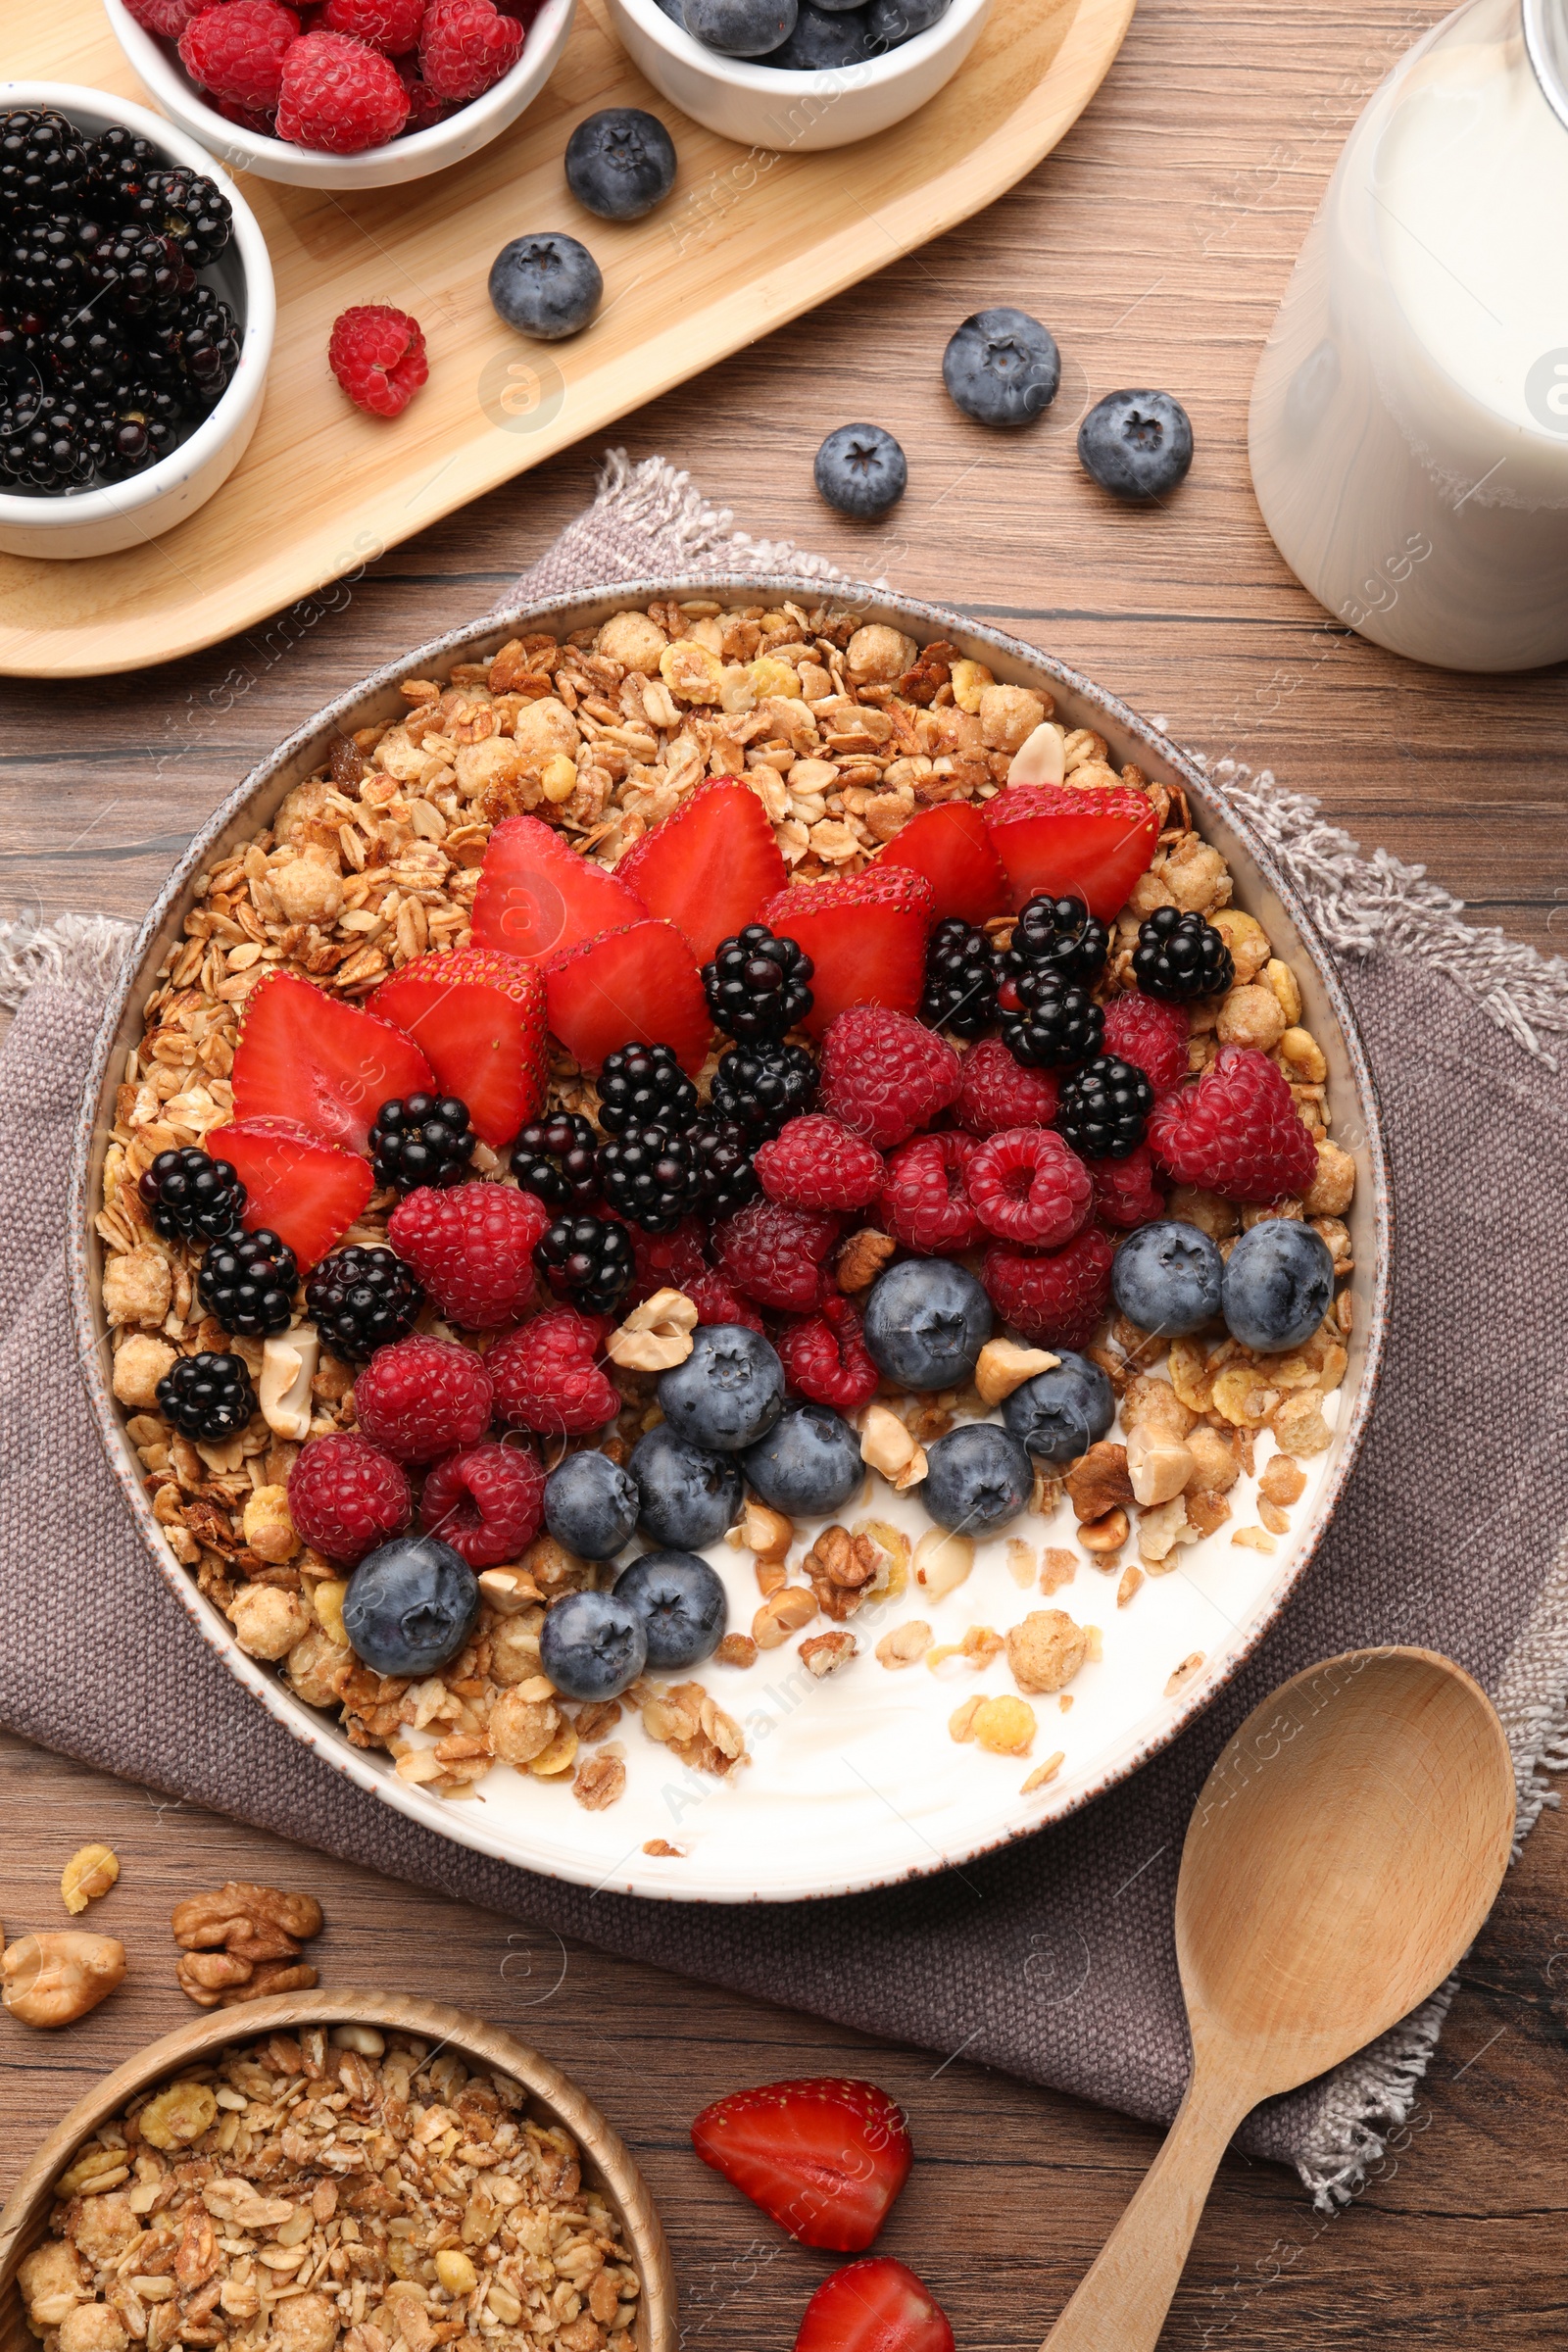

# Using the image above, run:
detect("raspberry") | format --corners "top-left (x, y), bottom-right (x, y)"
top-left (327, 303), bottom-right (428, 416)
top-left (1149, 1046), bottom-right (1318, 1203)
top-left (685, 1270), bottom-right (764, 1335)
top-left (816, 1005), bottom-right (961, 1148)
top-left (1102, 992), bottom-right (1190, 1096)
top-left (319, 0), bottom-right (424, 50)
top-left (966, 1128), bottom-right (1093, 1249)
top-left (126, 0), bottom-right (205, 33)
top-left (754, 1114), bottom-right (884, 1213)
top-left (421, 1438), bottom-right (545, 1566)
top-left (878, 1132), bottom-right (981, 1255)
top-left (488, 1309), bottom-right (619, 1437)
top-left (713, 1199), bottom-right (841, 1313)
top-left (776, 1295), bottom-right (879, 1415)
top-left (1085, 1142), bottom-right (1166, 1230)
top-left (982, 1229), bottom-right (1116, 1351)
top-left (419, 0), bottom-right (526, 100)
top-left (352, 1336), bottom-right (492, 1463)
top-left (178, 2), bottom-right (300, 111)
top-left (288, 1431), bottom-right (410, 1564)
top-left (388, 1181), bottom-right (550, 1328)
top-left (626, 1214), bottom-right (709, 1307)
top-left (954, 1037), bottom-right (1059, 1136)
top-left (275, 30), bottom-right (412, 153)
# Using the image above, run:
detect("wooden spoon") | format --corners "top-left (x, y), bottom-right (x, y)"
top-left (1040, 1646), bottom-right (1515, 2352)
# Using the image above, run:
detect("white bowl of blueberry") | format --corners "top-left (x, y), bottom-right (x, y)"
top-left (607, 0), bottom-right (990, 152)
top-left (0, 85), bottom-right (274, 561)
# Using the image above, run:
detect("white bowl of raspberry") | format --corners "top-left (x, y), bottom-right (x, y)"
top-left (103, 0), bottom-right (577, 191)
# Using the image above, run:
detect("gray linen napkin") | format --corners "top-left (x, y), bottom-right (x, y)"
top-left (6, 455), bottom-right (1568, 2201)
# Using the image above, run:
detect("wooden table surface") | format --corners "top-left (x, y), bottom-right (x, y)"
top-left (5, 0), bottom-right (1568, 2341)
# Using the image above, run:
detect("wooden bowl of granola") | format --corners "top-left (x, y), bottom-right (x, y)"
top-left (0, 1990), bottom-right (675, 2352)
top-left (69, 577), bottom-right (1391, 1904)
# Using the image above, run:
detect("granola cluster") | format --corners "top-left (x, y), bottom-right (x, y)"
top-left (17, 2026), bottom-right (641, 2352)
top-left (94, 596), bottom-right (1354, 1821)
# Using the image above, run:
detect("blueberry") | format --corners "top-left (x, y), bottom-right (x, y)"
top-left (564, 109), bottom-right (677, 221)
top-left (1001, 1348), bottom-right (1115, 1466)
top-left (741, 1398), bottom-right (862, 1516)
top-left (764, 3), bottom-right (871, 62)
top-left (813, 422), bottom-right (906, 518)
top-left (683, 0), bottom-right (797, 54)
top-left (942, 307), bottom-right (1060, 429)
top-left (540, 1588), bottom-right (648, 1702)
top-left (488, 233), bottom-right (603, 340)
top-left (658, 1323), bottom-right (785, 1452)
top-left (614, 1548), bottom-right (728, 1670)
top-left (1111, 1220), bottom-right (1224, 1337)
top-left (866, 0), bottom-right (949, 39)
top-left (923, 1423), bottom-right (1034, 1538)
top-left (342, 1536), bottom-right (478, 1679)
top-left (1077, 389), bottom-right (1194, 501)
top-left (630, 1423), bottom-right (744, 1548)
top-left (544, 1449), bottom-right (639, 1560)
top-left (1222, 1221), bottom-right (1336, 1354)
top-left (862, 1258), bottom-right (992, 1392)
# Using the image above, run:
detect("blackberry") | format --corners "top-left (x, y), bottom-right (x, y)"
top-left (534, 1213), bottom-right (636, 1315)
top-left (9, 220), bottom-right (90, 316)
top-left (142, 167), bottom-right (233, 270)
top-left (1133, 907), bottom-right (1235, 1003)
top-left (513, 1111), bottom-right (600, 1208)
top-left (597, 1125), bottom-right (704, 1233)
top-left (920, 916), bottom-right (997, 1038)
top-left (138, 1145), bottom-right (246, 1244)
top-left (597, 1041), bottom-right (699, 1137)
top-left (87, 226), bottom-right (188, 322)
top-left (997, 970), bottom-right (1103, 1069)
top-left (81, 124), bottom-right (162, 211)
top-left (143, 286), bottom-right (239, 409)
top-left (1056, 1054), bottom-right (1155, 1158)
top-left (198, 1229), bottom-right (299, 1338)
top-left (0, 388), bottom-right (104, 489)
top-left (0, 111), bottom-right (87, 219)
top-left (156, 1350), bottom-right (256, 1443)
top-left (0, 310), bottom-right (46, 383)
top-left (368, 1095), bottom-right (476, 1195)
top-left (709, 1039), bottom-right (818, 1139)
top-left (691, 1116), bottom-right (760, 1220)
top-left (1003, 893), bottom-right (1108, 987)
top-left (48, 323), bottom-right (133, 407)
top-left (305, 1245), bottom-right (425, 1359)
top-left (702, 924), bottom-right (813, 1043)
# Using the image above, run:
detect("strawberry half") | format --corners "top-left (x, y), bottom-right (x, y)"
top-left (615, 777), bottom-right (787, 963)
top-left (758, 869), bottom-right (936, 1037)
top-left (983, 781), bottom-right (1160, 921)
top-left (471, 812), bottom-right (648, 961)
top-left (690, 2077), bottom-right (912, 2251)
top-left (232, 969), bottom-right (434, 1155)
top-left (209, 1118), bottom-right (372, 1270)
top-left (795, 2261), bottom-right (955, 2352)
top-left (370, 945), bottom-right (548, 1150)
top-left (874, 799), bottom-right (1008, 924)
top-left (543, 918), bottom-right (710, 1074)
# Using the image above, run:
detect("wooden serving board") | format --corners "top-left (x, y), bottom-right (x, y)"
top-left (2, 0), bottom-right (1134, 678)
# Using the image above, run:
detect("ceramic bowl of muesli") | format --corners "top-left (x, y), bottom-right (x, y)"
top-left (71, 579), bottom-right (1389, 1904)
top-left (0, 1990), bottom-right (675, 2352)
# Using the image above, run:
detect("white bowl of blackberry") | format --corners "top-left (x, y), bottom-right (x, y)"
top-left (0, 83), bottom-right (274, 562)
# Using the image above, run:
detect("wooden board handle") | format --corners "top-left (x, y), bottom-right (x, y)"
top-left (1039, 2069), bottom-right (1249, 2352)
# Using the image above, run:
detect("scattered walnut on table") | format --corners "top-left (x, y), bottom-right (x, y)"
top-left (171, 1881), bottom-right (324, 2010)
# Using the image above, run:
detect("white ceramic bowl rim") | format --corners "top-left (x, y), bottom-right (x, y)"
top-left (614, 0), bottom-right (988, 94)
top-left (102, 0), bottom-right (570, 176)
top-left (69, 577), bottom-right (1393, 1906)
top-left (0, 80), bottom-right (274, 533)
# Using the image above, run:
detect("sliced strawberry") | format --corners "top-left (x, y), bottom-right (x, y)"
top-left (874, 800), bottom-right (1008, 924)
top-left (543, 919), bottom-right (710, 1074)
top-left (615, 778), bottom-right (787, 963)
top-left (471, 813), bottom-right (648, 961)
top-left (690, 2078), bottom-right (911, 2251)
top-left (232, 969), bottom-right (434, 1155)
top-left (758, 869), bottom-right (936, 1037)
top-left (796, 2260), bottom-right (955, 2352)
top-left (210, 1118), bottom-right (372, 1270)
top-left (984, 782), bottom-right (1160, 921)
top-left (370, 945), bottom-right (548, 1150)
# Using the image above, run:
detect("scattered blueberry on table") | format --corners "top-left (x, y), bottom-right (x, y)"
top-left (1078, 387), bottom-right (1195, 499)
top-left (488, 230), bottom-right (603, 339)
top-left (814, 421), bottom-right (907, 516)
top-left (564, 107), bottom-right (678, 220)
top-left (943, 306), bottom-right (1060, 428)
